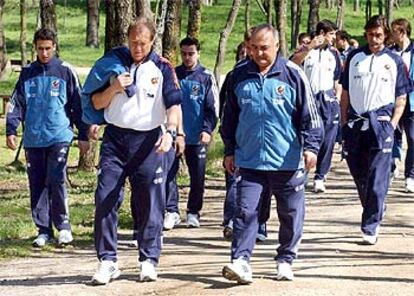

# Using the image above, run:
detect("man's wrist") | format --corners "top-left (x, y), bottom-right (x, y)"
top-left (166, 129), bottom-right (177, 141)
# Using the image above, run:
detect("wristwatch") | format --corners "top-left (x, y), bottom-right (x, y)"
top-left (166, 129), bottom-right (177, 141)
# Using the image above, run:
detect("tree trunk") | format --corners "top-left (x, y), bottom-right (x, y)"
top-left (86, 0), bottom-right (100, 48)
top-left (213, 0), bottom-right (241, 84)
top-left (385, 0), bottom-right (393, 26)
top-left (104, 0), bottom-right (132, 53)
top-left (20, 0), bottom-right (28, 66)
top-left (187, 0), bottom-right (201, 39)
top-left (290, 0), bottom-right (302, 49)
top-left (78, 139), bottom-right (98, 171)
top-left (244, 0), bottom-right (250, 35)
top-left (378, 0), bottom-right (383, 15)
top-left (308, 0), bottom-right (320, 33)
top-left (354, 0), bottom-right (360, 12)
top-left (266, 0), bottom-right (273, 25)
top-left (274, 0), bottom-right (287, 57)
top-left (0, 0), bottom-right (6, 77)
top-left (365, 0), bottom-right (372, 24)
top-left (162, 0), bottom-right (181, 66)
top-left (135, 0), bottom-right (153, 18)
top-left (336, 0), bottom-right (345, 30)
top-left (39, 0), bottom-right (58, 52)
top-left (154, 0), bottom-right (168, 54)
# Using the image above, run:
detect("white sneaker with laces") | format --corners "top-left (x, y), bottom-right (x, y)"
top-left (91, 260), bottom-right (121, 285)
top-left (362, 226), bottom-right (380, 245)
top-left (32, 233), bottom-right (52, 248)
top-left (58, 229), bottom-right (73, 245)
top-left (276, 262), bottom-right (294, 281)
top-left (314, 179), bottom-right (326, 193)
top-left (186, 213), bottom-right (200, 228)
top-left (405, 177), bottom-right (414, 193)
top-left (140, 259), bottom-right (157, 282)
top-left (163, 212), bottom-right (181, 230)
top-left (222, 257), bottom-right (253, 284)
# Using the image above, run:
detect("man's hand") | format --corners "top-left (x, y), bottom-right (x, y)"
top-left (224, 155), bottom-right (235, 174)
top-left (303, 150), bottom-right (317, 171)
top-left (200, 131), bottom-right (211, 145)
top-left (175, 135), bottom-right (185, 156)
top-left (112, 72), bottom-right (133, 93)
top-left (6, 135), bottom-right (17, 150)
top-left (88, 124), bottom-right (100, 140)
top-left (78, 140), bottom-right (90, 156)
top-left (156, 133), bottom-right (173, 153)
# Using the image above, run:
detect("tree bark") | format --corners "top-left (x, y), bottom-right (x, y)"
top-left (154, 0), bottom-right (168, 54)
top-left (86, 0), bottom-right (100, 48)
top-left (290, 0), bottom-right (302, 49)
top-left (274, 0), bottom-right (287, 57)
top-left (336, 0), bottom-right (345, 30)
top-left (135, 0), bottom-right (153, 18)
top-left (354, 0), bottom-right (360, 12)
top-left (266, 0), bottom-right (273, 24)
top-left (162, 0), bottom-right (181, 66)
top-left (104, 0), bottom-right (132, 53)
top-left (0, 0), bottom-right (6, 77)
top-left (308, 0), bottom-right (320, 33)
top-left (365, 0), bottom-right (372, 23)
top-left (187, 0), bottom-right (201, 39)
top-left (20, 0), bottom-right (28, 66)
top-left (213, 0), bottom-right (241, 84)
top-left (244, 0), bottom-right (250, 34)
top-left (39, 0), bottom-right (59, 52)
top-left (78, 139), bottom-right (98, 171)
top-left (385, 0), bottom-right (393, 26)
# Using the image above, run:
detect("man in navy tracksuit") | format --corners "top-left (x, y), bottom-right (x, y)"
top-left (163, 37), bottom-right (218, 230)
top-left (340, 15), bottom-right (412, 245)
top-left (291, 20), bottom-right (342, 193)
top-left (390, 18), bottom-right (414, 192)
top-left (221, 24), bottom-right (323, 284)
top-left (86, 18), bottom-right (182, 284)
top-left (6, 28), bottom-right (89, 248)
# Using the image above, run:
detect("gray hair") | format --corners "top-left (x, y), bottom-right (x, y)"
top-left (252, 24), bottom-right (279, 42)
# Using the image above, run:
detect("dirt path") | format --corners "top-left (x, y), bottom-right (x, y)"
top-left (1, 154), bottom-right (413, 296)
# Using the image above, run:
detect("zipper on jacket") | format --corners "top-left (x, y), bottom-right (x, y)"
top-left (369, 54), bottom-right (375, 72)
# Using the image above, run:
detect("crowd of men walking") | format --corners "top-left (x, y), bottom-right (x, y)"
top-left (5, 14), bottom-right (414, 285)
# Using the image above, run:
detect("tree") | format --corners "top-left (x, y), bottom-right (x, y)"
top-left (214, 0), bottom-right (241, 84)
top-left (20, 0), bottom-right (28, 66)
top-left (275, 0), bottom-right (287, 56)
top-left (308, 0), bottom-right (320, 33)
top-left (104, 0), bottom-right (132, 53)
top-left (266, 0), bottom-right (273, 24)
top-left (39, 0), bottom-right (57, 32)
top-left (385, 0), bottom-right (393, 26)
top-left (162, 0), bottom-right (181, 66)
top-left (244, 0), bottom-right (250, 34)
top-left (154, 0), bottom-right (168, 54)
top-left (135, 0), bottom-right (153, 18)
top-left (0, 0), bottom-right (6, 77)
top-left (354, 0), bottom-right (360, 12)
top-left (336, 0), bottom-right (345, 30)
top-left (86, 0), bottom-right (100, 48)
top-left (187, 0), bottom-right (202, 39)
top-left (290, 0), bottom-right (302, 49)
top-left (365, 0), bottom-right (372, 23)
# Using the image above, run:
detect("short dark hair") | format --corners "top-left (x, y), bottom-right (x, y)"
top-left (128, 17), bottom-right (156, 40)
top-left (364, 15), bottom-right (391, 43)
top-left (235, 41), bottom-right (246, 62)
top-left (33, 28), bottom-right (57, 44)
top-left (298, 32), bottom-right (311, 44)
top-left (391, 18), bottom-right (411, 38)
top-left (336, 30), bottom-right (351, 42)
top-left (179, 37), bottom-right (201, 51)
top-left (316, 20), bottom-right (338, 34)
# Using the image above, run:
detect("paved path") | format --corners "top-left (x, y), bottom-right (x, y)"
top-left (0, 153), bottom-right (413, 296)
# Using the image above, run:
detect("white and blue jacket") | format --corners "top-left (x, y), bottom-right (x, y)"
top-left (6, 57), bottom-right (88, 148)
top-left (220, 55), bottom-right (323, 171)
top-left (175, 63), bottom-right (219, 145)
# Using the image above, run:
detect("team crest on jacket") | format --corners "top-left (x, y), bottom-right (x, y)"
top-left (277, 86), bottom-right (285, 95)
top-left (51, 80), bottom-right (60, 89)
top-left (384, 64), bottom-right (391, 70)
top-left (151, 77), bottom-right (159, 85)
top-left (191, 85), bottom-right (200, 96)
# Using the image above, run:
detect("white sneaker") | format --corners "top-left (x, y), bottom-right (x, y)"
top-left (222, 257), bottom-right (253, 284)
top-left (362, 227), bottom-right (380, 245)
top-left (405, 177), bottom-right (414, 193)
top-left (32, 233), bottom-right (53, 248)
top-left (276, 262), bottom-right (294, 281)
top-left (139, 259), bottom-right (157, 282)
top-left (186, 213), bottom-right (200, 228)
top-left (58, 229), bottom-right (73, 246)
top-left (163, 212), bottom-right (181, 230)
top-left (314, 179), bottom-right (326, 193)
top-left (91, 260), bottom-right (121, 285)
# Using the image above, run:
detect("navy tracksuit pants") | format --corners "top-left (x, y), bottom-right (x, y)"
top-left (165, 144), bottom-right (207, 215)
top-left (25, 143), bottom-right (71, 237)
top-left (222, 171), bottom-right (272, 227)
top-left (94, 125), bottom-right (168, 263)
top-left (231, 168), bottom-right (306, 264)
top-left (344, 124), bottom-right (393, 236)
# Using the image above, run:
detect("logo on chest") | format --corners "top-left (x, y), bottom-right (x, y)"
top-left (191, 85), bottom-right (201, 97)
top-left (50, 80), bottom-right (60, 97)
